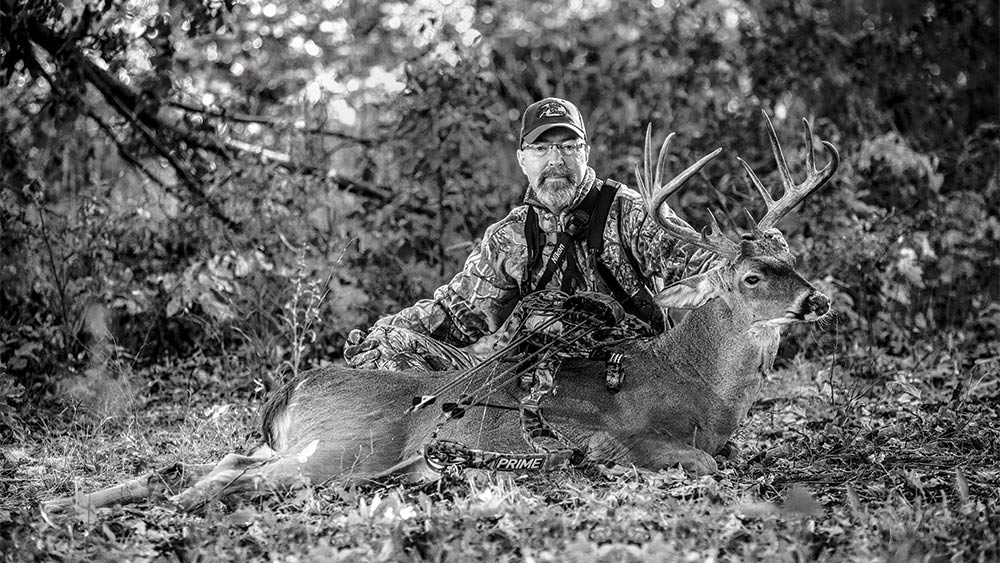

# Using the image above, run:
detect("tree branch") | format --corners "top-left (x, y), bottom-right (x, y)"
top-left (22, 13), bottom-right (425, 219)
top-left (167, 99), bottom-right (385, 145)
top-left (222, 138), bottom-right (394, 202)
top-left (84, 105), bottom-right (183, 200)
top-left (26, 17), bottom-right (243, 232)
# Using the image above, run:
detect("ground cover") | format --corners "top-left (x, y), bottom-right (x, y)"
top-left (1, 349), bottom-right (997, 562)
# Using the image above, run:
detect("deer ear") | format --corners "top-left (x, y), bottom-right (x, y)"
top-left (655, 270), bottom-right (722, 309)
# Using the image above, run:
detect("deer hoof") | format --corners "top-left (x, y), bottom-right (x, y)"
top-left (681, 451), bottom-right (718, 475)
top-left (655, 448), bottom-right (718, 475)
top-left (40, 498), bottom-right (88, 522)
top-left (717, 440), bottom-right (741, 460)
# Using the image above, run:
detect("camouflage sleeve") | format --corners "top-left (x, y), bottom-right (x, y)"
top-left (616, 188), bottom-right (720, 285)
top-left (372, 212), bottom-right (525, 347)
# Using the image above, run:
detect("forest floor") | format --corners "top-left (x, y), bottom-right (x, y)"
top-left (1, 345), bottom-right (998, 562)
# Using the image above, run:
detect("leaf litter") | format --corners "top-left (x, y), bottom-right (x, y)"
top-left (1, 351), bottom-right (998, 562)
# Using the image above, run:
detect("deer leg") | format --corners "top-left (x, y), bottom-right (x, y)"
top-left (656, 445), bottom-right (718, 475)
top-left (592, 461), bottom-right (664, 481)
top-left (630, 435), bottom-right (719, 475)
top-left (170, 448), bottom-right (421, 511)
top-left (362, 453), bottom-right (438, 484)
top-left (42, 462), bottom-right (216, 518)
top-left (168, 449), bottom-right (285, 512)
top-left (593, 432), bottom-right (719, 475)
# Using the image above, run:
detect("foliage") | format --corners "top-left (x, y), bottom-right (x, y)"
top-left (1, 3), bottom-right (996, 559)
top-left (1, 357), bottom-right (997, 560)
top-left (0, 8), bottom-right (997, 558)
top-left (2, 0), bottom-right (997, 384)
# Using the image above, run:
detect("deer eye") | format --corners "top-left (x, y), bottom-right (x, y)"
top-left (743, 274), bottom-right (761, 286)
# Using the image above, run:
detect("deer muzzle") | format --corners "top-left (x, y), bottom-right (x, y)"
top-left (777, 290), bottom-right (830, 325)
top-left (803, 291), bottom-right (830, 320)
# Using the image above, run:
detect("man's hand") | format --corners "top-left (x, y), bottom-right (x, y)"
top-left (450, 300), bottom-right (489, 337)
top-left (343, 328), bottom-right (381, 369)
top-left (564, 292), bottom-right (625, 327)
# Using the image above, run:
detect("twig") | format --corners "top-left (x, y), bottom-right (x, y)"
top-left (23, 15), bottom-right (432, 224)
top-left (35, 201), bottom-right (71, 342)
top-left (222, 138), bottom-right (394, 202)
top-left (84, 107), bottom-right (179, 196)
top-left (29, 22), bottom-right (244, 232)
top-left (167, 99), bottom-right (384, 145)
top-left (74, 59), bottom-right (244, 232)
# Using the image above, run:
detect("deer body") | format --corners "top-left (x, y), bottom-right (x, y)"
top-left (44, 113), bottom-right (838, 515)
top-left (259, 290), bottom-right (779, 482)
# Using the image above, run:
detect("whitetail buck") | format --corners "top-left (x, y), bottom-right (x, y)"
top-left (45, 113), bottom-right (838, 514)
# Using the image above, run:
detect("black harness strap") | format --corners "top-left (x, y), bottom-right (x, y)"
top-left (523, 210), bottom-right (540, 294)
top-left (591, 180), bottom-right (668, 330)
top-left (587, 180), bottom-right (630, 308)
top-left (586, 179), bottom-right (620, 254)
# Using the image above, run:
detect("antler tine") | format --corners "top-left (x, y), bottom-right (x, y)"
top-left (642, 124), bottom-right (677, 201)
top-left (635, 124), bottom-right (735, 258)
top-left (745, 111), bottom-right (841, 230)
top-left (706, 208), bottom-right (728, 239)
top-left (763, 111), bottom-right (795, 198)
top-left (803, 118), bottom-right (817, 172)
top-left (742, 208), bottom-right (759, 232)
top-left (737, 156), bottom-right (775, 210)
top-left (655, 129), bottom-right (672, 192)
top-left (664, 146), bottom-right (722, 195)
top-left (635, 126), bottom-right (677, 228)
top-left (643, 124), bottom-right (653, 195)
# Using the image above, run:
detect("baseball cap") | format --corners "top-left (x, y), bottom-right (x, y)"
top-left (519, 98), bottom-right (587, 145)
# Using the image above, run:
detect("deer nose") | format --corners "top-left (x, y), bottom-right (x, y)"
top-left (807, 292), bottom-right (830, 316)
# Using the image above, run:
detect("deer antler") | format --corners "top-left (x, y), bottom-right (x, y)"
top-left (738, 111), bottom-right (840, 231)
top-left (634, 124), bottom-right (736, 258)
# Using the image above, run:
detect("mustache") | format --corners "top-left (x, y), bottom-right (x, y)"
top-left (540, 166), bottom-right (576, 182)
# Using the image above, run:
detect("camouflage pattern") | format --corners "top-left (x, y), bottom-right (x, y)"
top-left (349, 167), bottom-right (716, 370)
top-left (360, 325), bottom-right (480, 371)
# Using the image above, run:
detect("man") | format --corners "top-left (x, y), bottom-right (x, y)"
top-left (345, 97), bottom-right (714, 372)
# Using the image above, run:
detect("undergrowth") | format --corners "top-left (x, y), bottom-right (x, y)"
top-left (1, 345), bottom-right (997, 562)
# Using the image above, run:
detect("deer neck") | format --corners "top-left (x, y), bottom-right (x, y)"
top-left (629, 296), bottom-right (780, 405)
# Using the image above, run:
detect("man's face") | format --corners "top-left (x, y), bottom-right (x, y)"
top-left (517, 128), bottom-right (590, 214)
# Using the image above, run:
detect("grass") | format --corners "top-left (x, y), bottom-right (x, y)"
top-left (1, 349), bottom-right (998, 562)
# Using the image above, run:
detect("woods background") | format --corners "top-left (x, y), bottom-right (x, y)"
top-left (1, 0), bottom-right (997, 438)
top-left (1, 1), bottom-right (999, 560)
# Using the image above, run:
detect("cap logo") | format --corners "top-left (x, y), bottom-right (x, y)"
top-left (537, 102), bottom-right (568, 118)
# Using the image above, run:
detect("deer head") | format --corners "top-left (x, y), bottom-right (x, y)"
top-left (635, 112), bottom-right (839, 328)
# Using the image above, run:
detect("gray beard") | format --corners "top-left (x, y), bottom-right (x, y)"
top-left (536, 178), bottom-right (577, 213)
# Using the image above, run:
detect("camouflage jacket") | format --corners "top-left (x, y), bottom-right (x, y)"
top-left (373, 167), bottom-right (715, 345)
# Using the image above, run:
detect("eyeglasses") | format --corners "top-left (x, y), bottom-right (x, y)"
top-left (521, 142), bottom-right (588, 157)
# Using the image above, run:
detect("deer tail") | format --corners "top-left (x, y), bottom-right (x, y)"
top-left (260, 376), bottom-right (310, 451)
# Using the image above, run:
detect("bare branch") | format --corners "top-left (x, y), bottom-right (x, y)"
top-left (167, 100), bottom-right (384, 145)
top-left (222, 138), bottom-right (393, 202)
